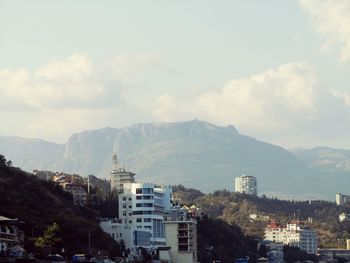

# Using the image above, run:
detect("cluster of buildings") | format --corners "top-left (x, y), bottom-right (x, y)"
top-left (234, 174), bottom-right (257, 196)
top-left (100, 154), bottom-right (199, 263)
top-left (264, 220), bottom-right (318, 255)
top-left (34, 170), bottom-right (88, 206)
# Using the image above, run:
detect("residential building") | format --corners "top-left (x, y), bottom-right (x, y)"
top-left (264, 220), bottom-right (317, 254)
top-left (336, 193), bottom-right (350, 206)
top-left (235, 174), bottom-right (257, 195)
top-left (109, 154), bottom-right (135, 193)
top-left (0, 216), bottom-right (24, 254)
top-left (119, 183), bottom-right (172, 250)
top-left (99, 218), bottom-right (151, 256)
top-left (101, 180), bottom-right (172, 256)
top-left (63, 183), bottom-right (88, 206)
top-left (339, 213), bottom-right (350, 222)
top-left (164, 207), bottom-right (198, 263)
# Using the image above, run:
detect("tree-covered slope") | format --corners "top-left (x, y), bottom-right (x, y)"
top-left (174, 187), bottom-right (350, 249)
top-left (0, 155), bottom-right (118, 256)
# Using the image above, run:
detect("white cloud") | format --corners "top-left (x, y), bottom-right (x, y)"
top-left (0, 53), bottom-right (150, 142)
top-left (299, 0), bottom-right (350, 61)
top-left (0, 54), bottom-right (122, 110)
top-left (151, 62), bottom-right (350, 147)
top-left (1, 53), bottom-right (349, 148)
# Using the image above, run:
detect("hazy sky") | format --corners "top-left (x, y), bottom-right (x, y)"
top-left (1, 0), bottom-right (350, 149)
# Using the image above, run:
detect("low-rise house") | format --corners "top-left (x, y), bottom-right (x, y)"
top-left (0, 216), bottom-right (24, 255)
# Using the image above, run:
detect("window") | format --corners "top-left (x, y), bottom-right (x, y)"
top-left (144, 218), bottom-right (152, 222)
top-left (128, 198), bottom-right (132, 201)
top-left (136, 218), bottom-right (142, 223)
top-left (136, 196), bottom-right (142, 200)
top-left (136, 188), bottom-right (142, 194)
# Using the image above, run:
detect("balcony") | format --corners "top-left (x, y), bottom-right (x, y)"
top-left (0, 232), bottom-right (19, 242)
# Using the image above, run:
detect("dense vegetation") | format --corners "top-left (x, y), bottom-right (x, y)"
top-left (0, 154), bottom-right (120, 257)
top-left (172, 184), bottom-right (205, 203)
top-left (197, 215), bottom-right (258, 263)
top-left (175, 188), bottom-right (350, 249)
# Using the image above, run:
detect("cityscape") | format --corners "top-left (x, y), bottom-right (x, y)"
top-left (1, 0), bottom-right (350, 262)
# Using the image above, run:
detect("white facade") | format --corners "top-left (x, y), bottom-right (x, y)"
top-left (265, 221), bottom-right (317, 255)
top-left (117, 182), bottom-right (172, 253)
top-left (110, 154), bottom-right (135, 193)
top-left (100, 218), bottom-right (151, 256)
top-left (336, 193), bottom-right (350, 206)
top-left (235, 174), bottom-right (257, 195)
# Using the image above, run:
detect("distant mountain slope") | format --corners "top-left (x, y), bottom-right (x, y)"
top-left (0, 120), bottom-right (348, 199)
top-left (292, 147), bottom-right (350, 172)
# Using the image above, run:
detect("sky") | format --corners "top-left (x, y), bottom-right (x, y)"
top-left (1, 0), bottom-right (350, 149)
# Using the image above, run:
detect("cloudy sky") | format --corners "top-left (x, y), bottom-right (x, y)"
top-left (1, 0), bottom-right (350, 149)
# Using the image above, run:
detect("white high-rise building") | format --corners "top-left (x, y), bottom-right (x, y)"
top-left (234, 174), bottom-right (257, 195)
top-left (336, 193), bottom-right (350, 206)
top-left (118, 182), bottom-right (172, 253)
top-left (265, 220), bottom-right (318, 255)
top-left (110, 154), bottom-right (135, 193)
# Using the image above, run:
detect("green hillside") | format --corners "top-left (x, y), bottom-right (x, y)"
top-left (0, 155), bottom-right (119, 257)
top-left (175, 188), bottom-right (350, 249)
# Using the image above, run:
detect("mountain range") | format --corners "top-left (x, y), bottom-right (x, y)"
top-left (1, 120), bottom-right (349, 200)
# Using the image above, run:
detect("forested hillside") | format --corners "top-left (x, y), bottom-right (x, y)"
top-left (175, 188), bottom-right (350, 248)
top-left (0, 155), bottom-right (119, 256)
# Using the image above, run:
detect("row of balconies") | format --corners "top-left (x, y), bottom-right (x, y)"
top-left (0, 232), bottom-right (19, 241)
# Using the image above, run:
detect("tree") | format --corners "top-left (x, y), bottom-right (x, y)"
top-left (34, 223), bottom-right (61, 252)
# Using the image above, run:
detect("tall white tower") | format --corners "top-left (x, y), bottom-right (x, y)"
top-left (234, 174), bottom-right (257, 196)
top-left (110, 154), bottom-right (135, 193)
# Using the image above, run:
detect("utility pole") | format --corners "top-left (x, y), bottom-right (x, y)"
top-left (88, 230), bottom-right (93, 256)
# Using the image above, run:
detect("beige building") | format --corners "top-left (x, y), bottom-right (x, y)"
top-left (164, 216), bottom-right (198, 263)
top-left (109, 154), bottom-right (135, 193)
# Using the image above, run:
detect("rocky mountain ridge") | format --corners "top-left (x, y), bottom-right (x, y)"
top-left (0, 120), bottom-right (349, 199)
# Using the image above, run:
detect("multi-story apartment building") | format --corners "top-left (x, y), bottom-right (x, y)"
top-left (234, 174), bottom-right (257, 196)
top-left (336, 193), bottom-right (350, 206)
top-left (118, 183), bottom-right (172, 250)
top-left (164, 208), bottom-right (198, 263)
top-left (109, 154), bottom-right (135, 193)
top-left (264, 220), bottom-right (317, 255)
top-left (101, 171), bottom-right (173, 256)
